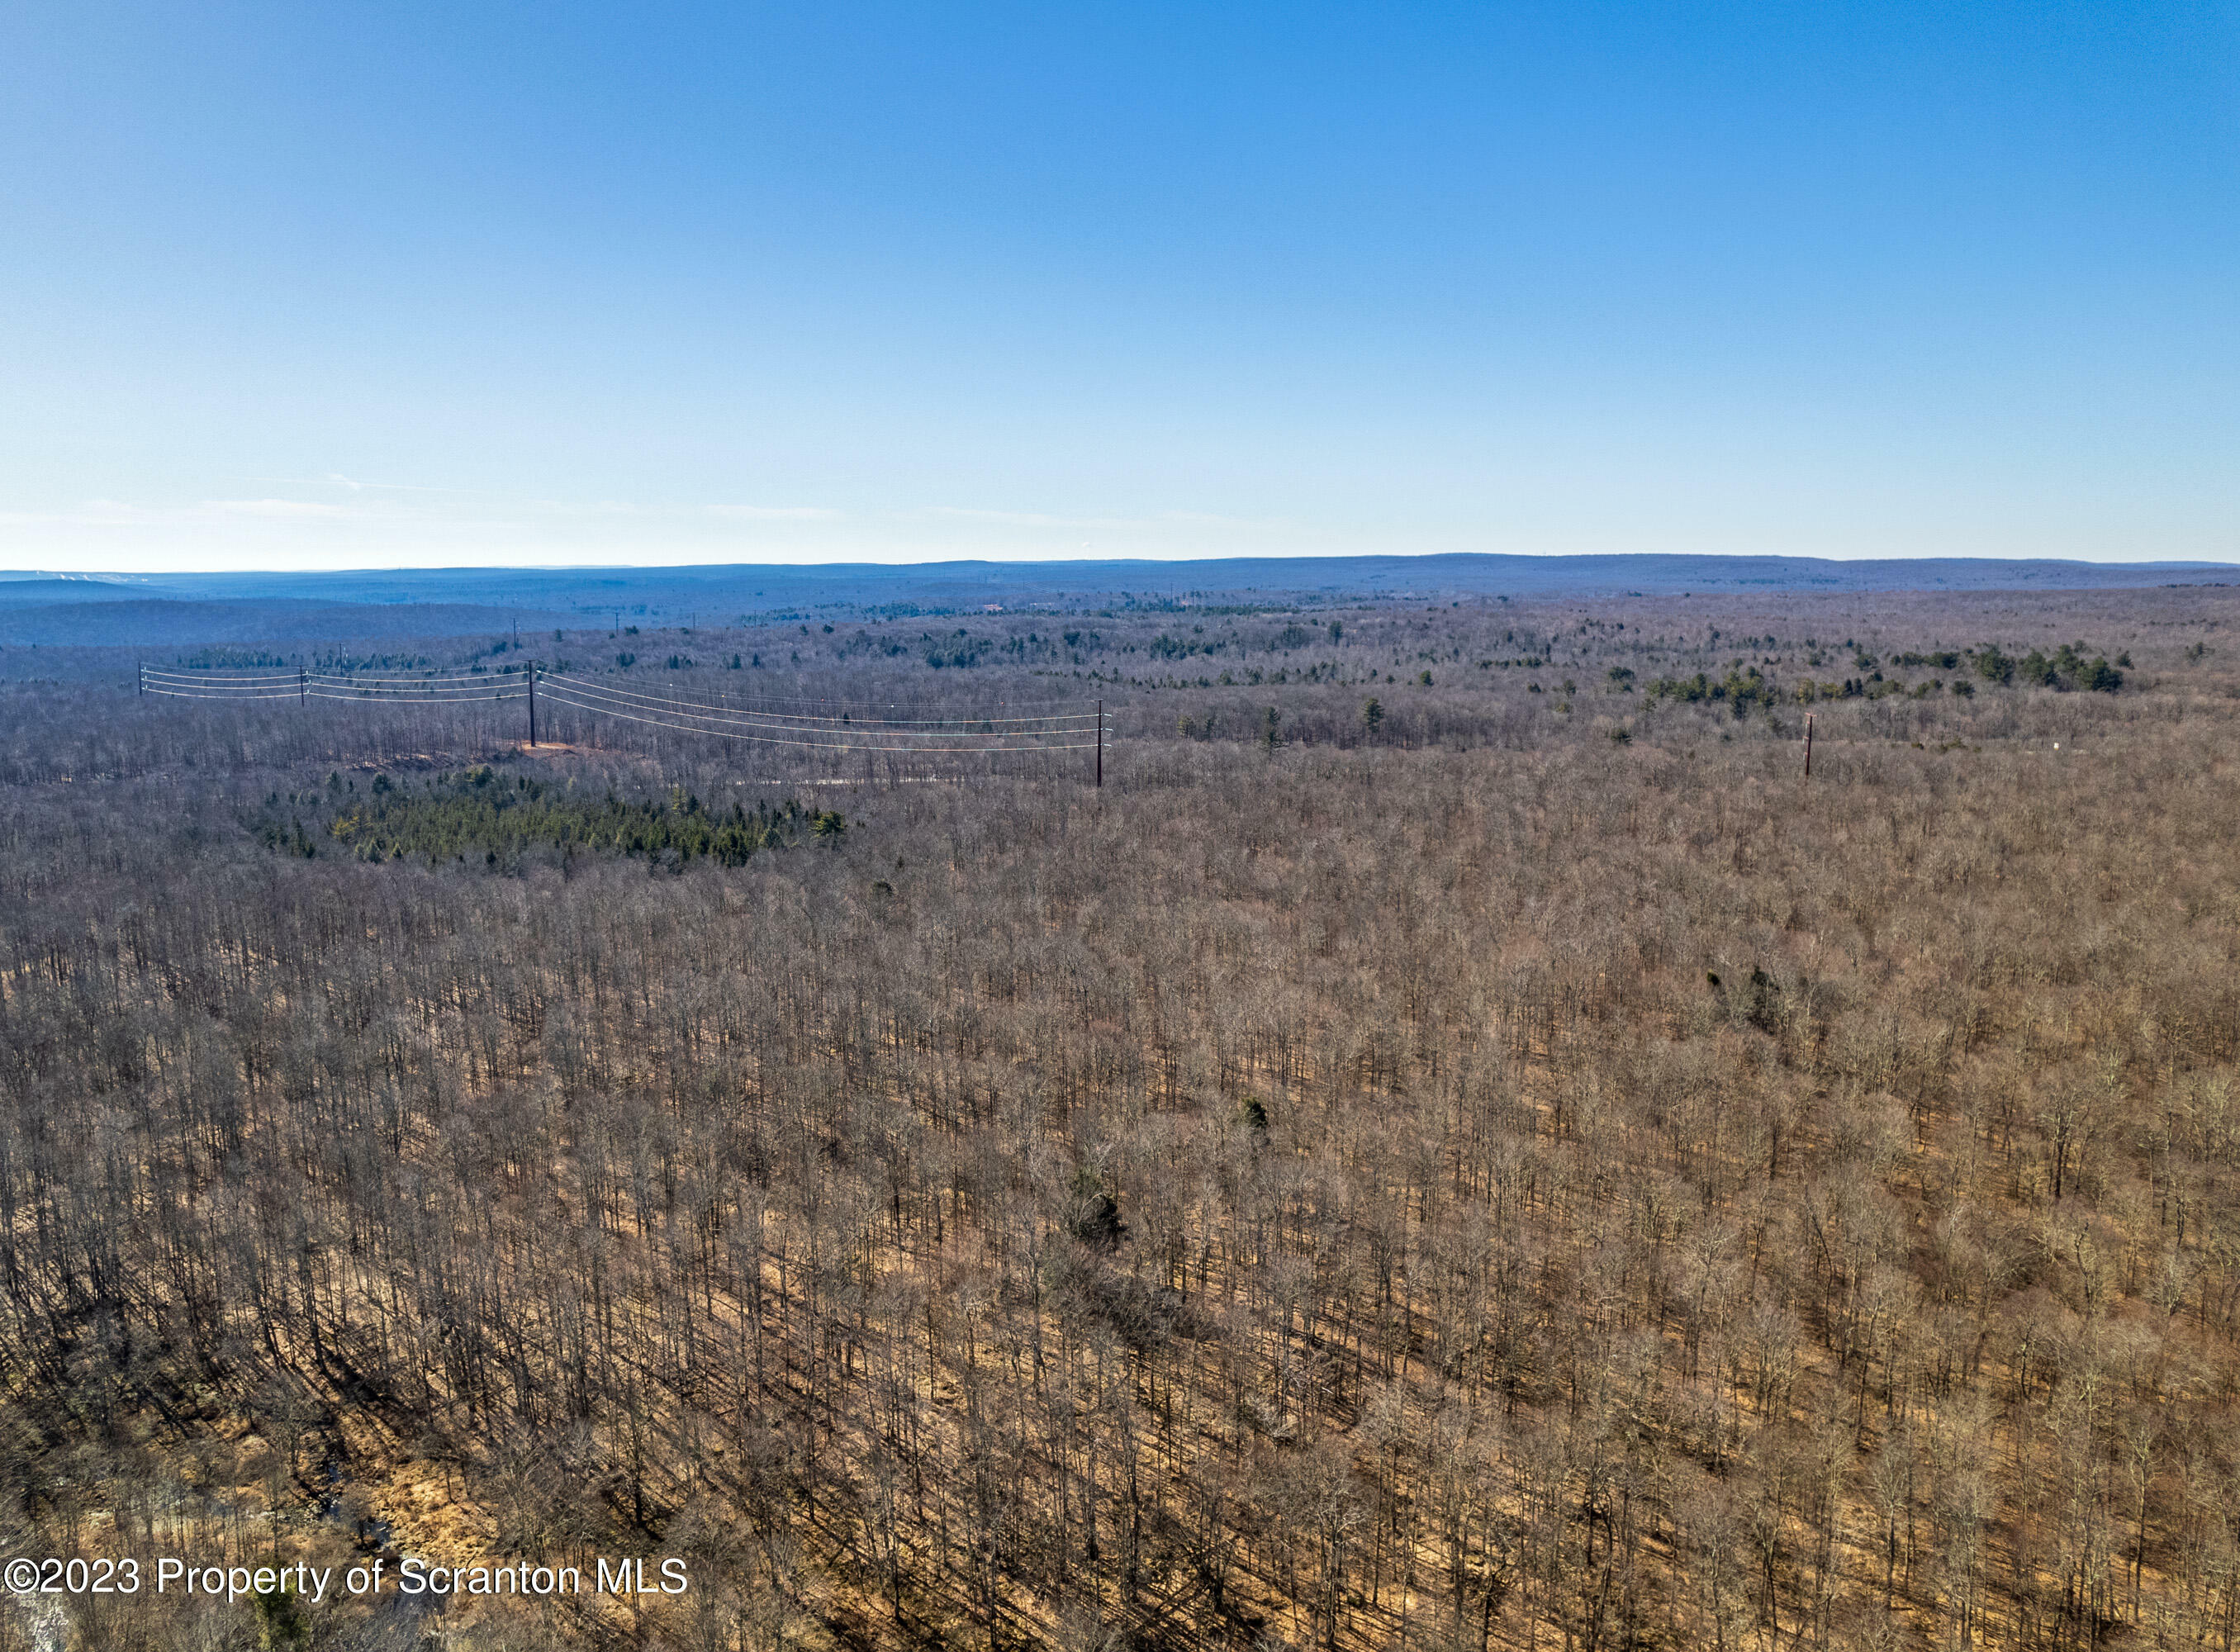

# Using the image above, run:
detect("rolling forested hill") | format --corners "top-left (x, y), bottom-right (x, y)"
top-left (1, 552), bottom-right (2230, 647)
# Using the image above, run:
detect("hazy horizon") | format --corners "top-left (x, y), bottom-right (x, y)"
top-left (6, 548), bottom-right (2239, 586)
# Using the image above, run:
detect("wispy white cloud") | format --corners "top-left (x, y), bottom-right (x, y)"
top-left (0, 488), bottom-right (1323, 572)
top-left (911, 504), bottom-right (1292, 538)
top-left (0, 499), bottom-right (310, 529)
top-left (703, 505), bottom-right (845, 521)
top-left (201, 498), bottom-right (349, 519)
top-left (1151, 509), bottom-right (1288, 530)
top-left (244, 474), bottom-right (510, 496)
top-left (915, 506), bottom-right (1141, 531)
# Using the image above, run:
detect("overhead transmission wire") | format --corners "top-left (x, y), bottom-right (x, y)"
top-left (309, 669), bottom-right (522, 699)
top-left (140, 669), bottom-right (300, 682)
top-left (140, 669), bottom-right (302, 700)
top-left (533, 672), bottom-right (1093, 748)
top-left (142, 685), bottom-right (302, 700)
top-left (140, 670), bottom-right (300, 691)
top-left (548, 671), bottom-right (1086, 714)
top-left (536, 669), bottom-right (1100, 734)
top-left (308, 682), bottom-right (523, 700)
top-left (310, 680), bottom-right (519, 691)
top-left (535, 695), bottom-right (1098, 753)
top-left (140, 662), bottom-right (1108, 762)
top-left (307, 670), bottom-right (523, 686)
top-left (144, 666), bottom-right (524, 700)
top-left (539, 666), bottom-right (1088, 720)
top-left (537, 671), bottom-right (1097, 733)
top-left (615, 686), bottom-right (1090, 713)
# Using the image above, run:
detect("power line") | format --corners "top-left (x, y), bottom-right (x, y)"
top-left (539, 673), bottom-right (1098, 737)
top-left (539, 678), bottom-right (1096, 733)
top-left (304, 690), bottom-right (522, 701)
top-left (306, 673), bottom-right (515, 686)
top-left (137, 660), bottom-right (1113, 767)
top-left (544, 675), bottom-right (1089, 714)
top-left (535, 685), bottom-right (1096, 752)
top-left (306, 681), bottom-right (520, 696)
top-left (142, 686), bottom-right (302, 700)
top-left (144, 668), bottom-right (513, 693)
top-left (539, 669), bottom-right (1092, 724)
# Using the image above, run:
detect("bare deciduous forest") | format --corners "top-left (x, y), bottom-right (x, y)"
top-left (2, 583), bottom-right (2238, 1651)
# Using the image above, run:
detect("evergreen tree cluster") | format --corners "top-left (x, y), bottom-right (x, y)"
top-left (255, 767), bottom-right (830, 867)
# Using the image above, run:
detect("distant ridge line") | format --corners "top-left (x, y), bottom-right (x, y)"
top-left (0, 552), bottom-right (2234, 648)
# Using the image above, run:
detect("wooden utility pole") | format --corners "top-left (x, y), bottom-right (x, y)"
top-left (1803, 712), bottom-right (1814, 778)
top-left (136, 662), bottom-right (142, 696)
top-left (527, 662), bottom-right (538, 748)
top-left (1096, 699), bottom-right (1103, 789)
top-left (299, 665), bottom-right (307, 706)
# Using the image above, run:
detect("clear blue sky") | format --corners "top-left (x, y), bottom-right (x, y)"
top-left (2, 2), bottom-right (2233, 570)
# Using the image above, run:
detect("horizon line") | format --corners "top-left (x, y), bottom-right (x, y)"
top-left (4, 549), bottom-right (2238, 582)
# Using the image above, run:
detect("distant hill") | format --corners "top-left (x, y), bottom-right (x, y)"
top-left (0, 553), bottom-right (2229, 644)
top-left (0, 598), bottom-right (568, 648)
top-left (0, 574), bottom-right (190, 604)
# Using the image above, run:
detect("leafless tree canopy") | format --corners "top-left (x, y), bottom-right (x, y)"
top-left (1, 584), bottom-right (2237, 1650)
